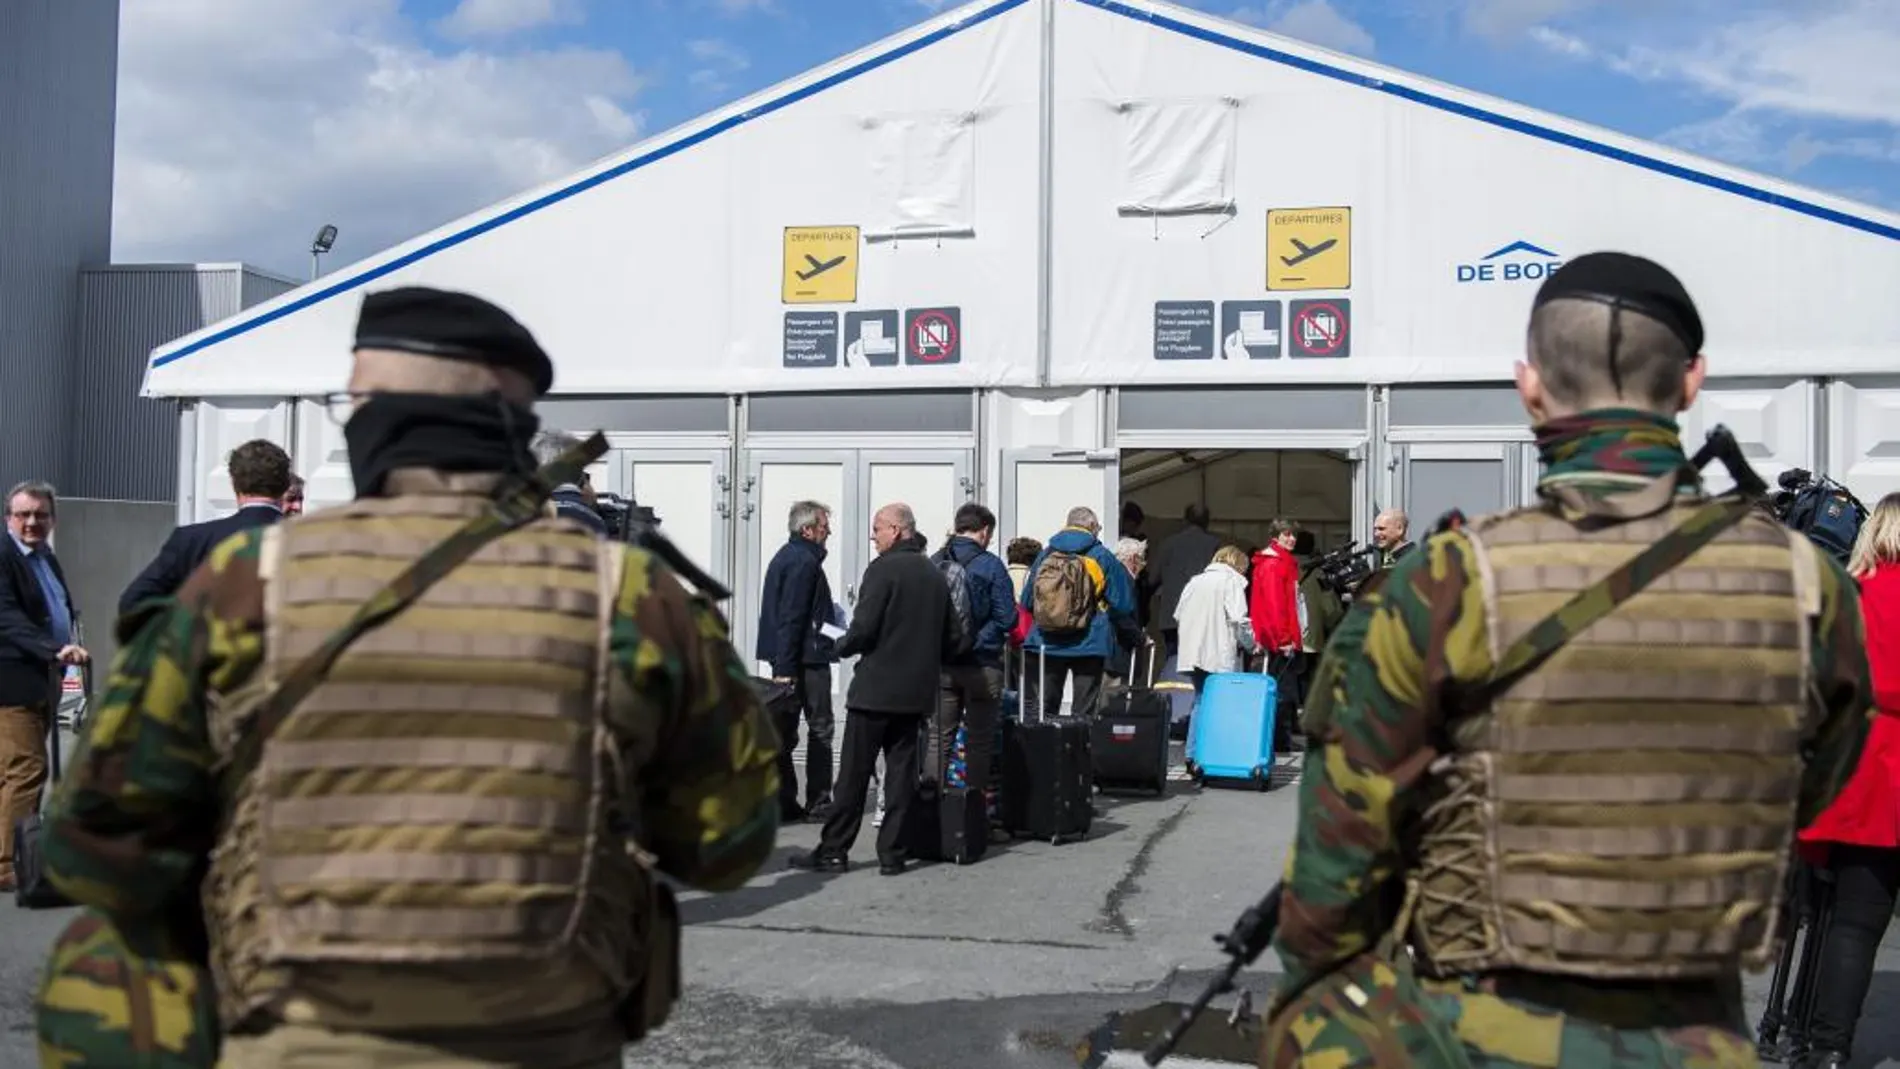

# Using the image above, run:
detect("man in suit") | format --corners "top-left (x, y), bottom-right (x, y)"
top-left (788, 503), bottom-right (958, 877)
top-left (118, 439), bottom-right (292, 616)
top-left (0, 480), bottom-right (85, 892)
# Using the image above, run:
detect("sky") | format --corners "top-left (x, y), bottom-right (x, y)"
top-left (113, 0), bottom-right (1900, 279)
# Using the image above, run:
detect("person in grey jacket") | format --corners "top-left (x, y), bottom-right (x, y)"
top-left (1145, 503), bottom-right (1222, 657)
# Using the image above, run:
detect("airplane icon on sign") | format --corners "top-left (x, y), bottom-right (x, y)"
top-left (1280, 238), bottom-right (1338, 267)
top-left (797, 253), bottom-right (848, 281)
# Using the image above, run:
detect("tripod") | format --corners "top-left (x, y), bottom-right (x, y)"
top-left (1757, 860), bottom-right (1836, 1064)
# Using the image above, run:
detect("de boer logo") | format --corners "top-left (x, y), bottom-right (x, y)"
top-left (1456, 240), bottom-right (1564, 284)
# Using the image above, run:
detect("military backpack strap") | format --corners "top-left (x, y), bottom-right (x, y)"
top-left (218, 431), bottom-right (611, 798)
top-left (1471, 490), bottom-right (1762, 707)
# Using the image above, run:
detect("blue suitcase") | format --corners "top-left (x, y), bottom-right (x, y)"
top-left (1185, 672), bottom-right (1277, 790)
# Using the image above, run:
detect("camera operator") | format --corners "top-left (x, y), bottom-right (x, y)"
top-left (1293, 531), bottom-right (1345, 717)
top-left (530, 430), bottom-right (607, 536)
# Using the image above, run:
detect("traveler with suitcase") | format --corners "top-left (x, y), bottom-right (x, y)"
top-left (1018, 506), bottom-right (1138, 721)
top-left (1173, 545), bottom-right (1259, 700)
top-left (1001, 645), bottom-right (1093, 843)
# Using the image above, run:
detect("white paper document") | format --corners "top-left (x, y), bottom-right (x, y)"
top-left (820, 623), bottom-right (848, 641)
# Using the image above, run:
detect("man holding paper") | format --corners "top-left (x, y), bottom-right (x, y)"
top-left (758, 500), bottom-right (842, 822)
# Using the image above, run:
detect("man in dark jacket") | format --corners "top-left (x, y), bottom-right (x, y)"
top-left (1, 480), bottom-right (84, 892)
top-left (931, 503), bottom-right (1015, 805)
top-left (1145, 503), bottom-right (1222, 657)
top-left (118, 439), bottom-right (292, 616)
top-left (757, 499), bottom-right (838, 821)
top-left (789, 502), bottom-right (957, 877)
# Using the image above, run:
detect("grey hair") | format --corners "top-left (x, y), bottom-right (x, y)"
top-left (888, 503), bottom-right (916, 533)
top-left (1114, 536), bottom-right (1146, 564)
top-left (6, 480), bottom-right (56, 516)
top-left (1066, 506), bottom-right (1099, 529)
top-left (788, 500), bottom-right (830, 537)
top-left (1528, 297), bottom-right (1692, 413)
top-left (530, 430), bottom-right (584, 467)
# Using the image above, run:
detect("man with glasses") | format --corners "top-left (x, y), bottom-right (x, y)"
top-left (0, 480), bottom-right (84, 893)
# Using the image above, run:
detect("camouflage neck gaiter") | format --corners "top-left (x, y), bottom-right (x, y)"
top-left (1534, 407), bottom-right (1698, 495)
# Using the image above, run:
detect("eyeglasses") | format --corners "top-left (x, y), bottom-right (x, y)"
top-left (322, 391), bottom-right (372, 426)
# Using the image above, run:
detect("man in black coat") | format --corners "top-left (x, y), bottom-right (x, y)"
top-left (757, 500), bottom-right (839, 822)
top-left (0, 480), bottom-right (85, 892)
top-left (1145, 502), bottom-right (1223, 657)
top-left (789, 502), bottom-right (958, 877)
top-left (118, 439), bottom-right (293, 616)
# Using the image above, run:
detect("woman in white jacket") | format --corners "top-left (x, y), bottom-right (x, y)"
top-left (1173, 545), bottom-right (1260, 695)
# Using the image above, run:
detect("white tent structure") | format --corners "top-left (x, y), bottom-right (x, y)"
top-left (144, 0), bottom-right (1900, 663)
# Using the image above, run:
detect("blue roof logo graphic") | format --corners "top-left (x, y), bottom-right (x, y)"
top-left (1481, 240), bottom-right (1559, 260)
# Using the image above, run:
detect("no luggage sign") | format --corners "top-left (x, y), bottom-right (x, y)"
top-left (1289, 300), bottom-right (1350, 358)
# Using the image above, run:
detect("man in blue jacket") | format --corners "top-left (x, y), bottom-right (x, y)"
top-left (1020, 506), bottom-right (1137, 720)
top-left (757, 499), bottom-right (838, 821)
top-left (931, 503), bottom-right (1017, 803)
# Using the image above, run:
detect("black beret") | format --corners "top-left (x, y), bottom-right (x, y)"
top-left (1532, 251), bottom-right (1704, 355)
top-left (353, 286), bottom-right (554, 396)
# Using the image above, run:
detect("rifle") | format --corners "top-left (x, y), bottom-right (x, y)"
top-left (1143, 883), bottom-right (1282, 1066)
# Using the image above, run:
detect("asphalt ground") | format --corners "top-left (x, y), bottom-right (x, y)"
top-left (5, 741), bottom-right (1900, 1067)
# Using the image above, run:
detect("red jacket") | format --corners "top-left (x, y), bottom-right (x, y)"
top-left (1801, 562), bottom-right (1900, 852)
top-left (1249, 546), bottom-right (1301, 653)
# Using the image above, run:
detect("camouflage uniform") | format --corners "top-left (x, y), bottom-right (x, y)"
top-left (1265, 410), bottom-right (1872, 1069)
top-left (35, 483), bottom-right (780, 1068)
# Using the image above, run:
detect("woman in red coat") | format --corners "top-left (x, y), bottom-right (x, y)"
top-left (1795, 491), bottom-right (1900, 1069)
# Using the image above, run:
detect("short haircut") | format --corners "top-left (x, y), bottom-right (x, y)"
top-left (1121, 501), bottom-right (1144, 526)
top-left (530, 429), bottom-right (584, 467)
top-left (1007, 537), bottom-right (1041, 566)
top-left (1292, 529), bottom-right (1316, 555)
top-left (1269, 519), bottom-right (1300, 539)
top-left (954, 502), bottom-right (996, 534)
top-left (788, 500), bottom-right (829, 536)
top-left (7, 480), bottom-right (56, 517)
top-left (885, 503), bottom-right (917, 533)
top-left (1114, 536), bottom-right (1146, 563)
top-left (1183, 503), bottom-right (1211, 528)
top-left (1528, 297), bottom-right (1691, 412)
top-left (227, 439), bottom-right (293, 499)
top-left (1066, 506), bottom-right (1099, 529)
top-left (1213, 544), bottom-right (1249, 572)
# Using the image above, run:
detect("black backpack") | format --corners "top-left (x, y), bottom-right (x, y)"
top-left (935, 550), bottom-right (976, 657)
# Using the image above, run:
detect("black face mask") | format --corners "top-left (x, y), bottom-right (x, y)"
top-left (342, 392), bottom-right (540, 498)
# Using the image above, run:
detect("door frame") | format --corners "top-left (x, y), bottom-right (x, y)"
top-left (612, 446), bottom-right (735, 590)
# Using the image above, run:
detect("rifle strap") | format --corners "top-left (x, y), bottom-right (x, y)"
top-left (1471, 489), bottom-right (1762, 708)
top-left (218, 431), bottom-right (610, 799)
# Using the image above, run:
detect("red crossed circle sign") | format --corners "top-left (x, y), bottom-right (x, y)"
top-left (1293, 302), bottom-right (1347, 356)
top-left (908, 310), bottom-right (960, 363)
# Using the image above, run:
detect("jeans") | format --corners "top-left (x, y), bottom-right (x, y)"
top-left (1807, 844), bottom-right (1900, 1055)
top-left (932, 664), bottom-right (1002, 795)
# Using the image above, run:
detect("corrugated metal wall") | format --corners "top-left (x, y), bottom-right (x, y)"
top-left (241, 268), bottom-right (297, 310)
top-left (0, 0), bottom-right (119, 495)
top-left (68, 266), bottom-right (246, 500)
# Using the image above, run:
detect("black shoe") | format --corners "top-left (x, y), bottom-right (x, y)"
top-left (804, 799), bottom-right (834, 823)
top-left (786, 850), bottom-right (849, 873)
top-left (878, 859), bottom-right (906, 876)
top-left (1799, 1051), bottom-right (1847, 1069)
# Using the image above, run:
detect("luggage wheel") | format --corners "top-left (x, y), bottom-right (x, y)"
top-left (1251, 767), bottom-right (1270, 792)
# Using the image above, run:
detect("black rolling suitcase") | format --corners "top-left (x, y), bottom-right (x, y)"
top-left (1091, 641), bottom-right (1170, 796)
top-left (15, 702), bottom-right (72, 909)
top-left (1001, 647), bottom-right (1092, 844)
top-left (905, 720), bottom-right (989, 865)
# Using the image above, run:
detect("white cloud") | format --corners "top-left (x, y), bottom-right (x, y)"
top-left (1229, 1), bottom-right (1376, 56)
top-left (687, 38), bottom-right (751, 94)
top-left (436, 0), bottom-right (582, 39)
top-left (1525, 24), bottom-right (1592, 60)
top-left (114, 0), bottom-right (646, 277)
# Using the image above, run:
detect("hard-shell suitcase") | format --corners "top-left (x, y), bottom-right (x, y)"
top-left (905, 722), bottom-right (989, 865)
top-left (1091, 643), bottom-right (1170, 796)
top-left (16, 698), bottom-right (72, 909)
top-left (1001, 647), bottom-right (1092, 843)
top-left (1185, 670), bottom-right (1277, 791)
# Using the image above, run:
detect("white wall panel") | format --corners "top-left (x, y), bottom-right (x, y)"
top-left (865, 456), bottom-right (967, 553)
top-left (1828, 381), bottom-right (1900, 504)
top-left (1677, 381), bottom-right (1815, 496)
top-left (744, 455), bottom-right (852, 681)
top-left (624, 452), bottom-right (730, 589)
top-left (194, 400), bottom-right (290, 522)
top-left (290, 400), bottom-right (355, 514)
top-left (1004, 452), bottom-right (1115, 547)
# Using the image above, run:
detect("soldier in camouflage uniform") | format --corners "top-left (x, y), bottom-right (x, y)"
top-left (1264, 253), bottom-right (1873, 1069)
top-left (35, 286), bottom-right (781, 1069)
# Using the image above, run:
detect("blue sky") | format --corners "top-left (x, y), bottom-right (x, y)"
top-left (114, 0), bottom-right (1898, 277)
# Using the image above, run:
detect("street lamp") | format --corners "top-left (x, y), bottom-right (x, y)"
top-left (309, 224), bottom-right (338, 281)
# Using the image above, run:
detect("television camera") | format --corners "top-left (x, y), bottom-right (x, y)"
top-left (1307, 540), bottom-right (1380, 598)
top-left (1769, 468), bottom-right (1866, 566)
top-left (593, 492), bottom-right (732, 602)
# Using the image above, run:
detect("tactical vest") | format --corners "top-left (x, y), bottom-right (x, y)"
top-left (205, 476), bottom-right (647, 1033)
top-left (1407, 495), bottom-right (1820, 982)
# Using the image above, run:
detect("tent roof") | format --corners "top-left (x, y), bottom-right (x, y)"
top-left (144, 0), bottom-right (1900, 390)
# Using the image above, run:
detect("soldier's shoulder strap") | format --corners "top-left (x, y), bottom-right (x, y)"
top-left (1471, 490), bottom-right (1761, 709)
top-left (219, 432), bottom-right (611, 799)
